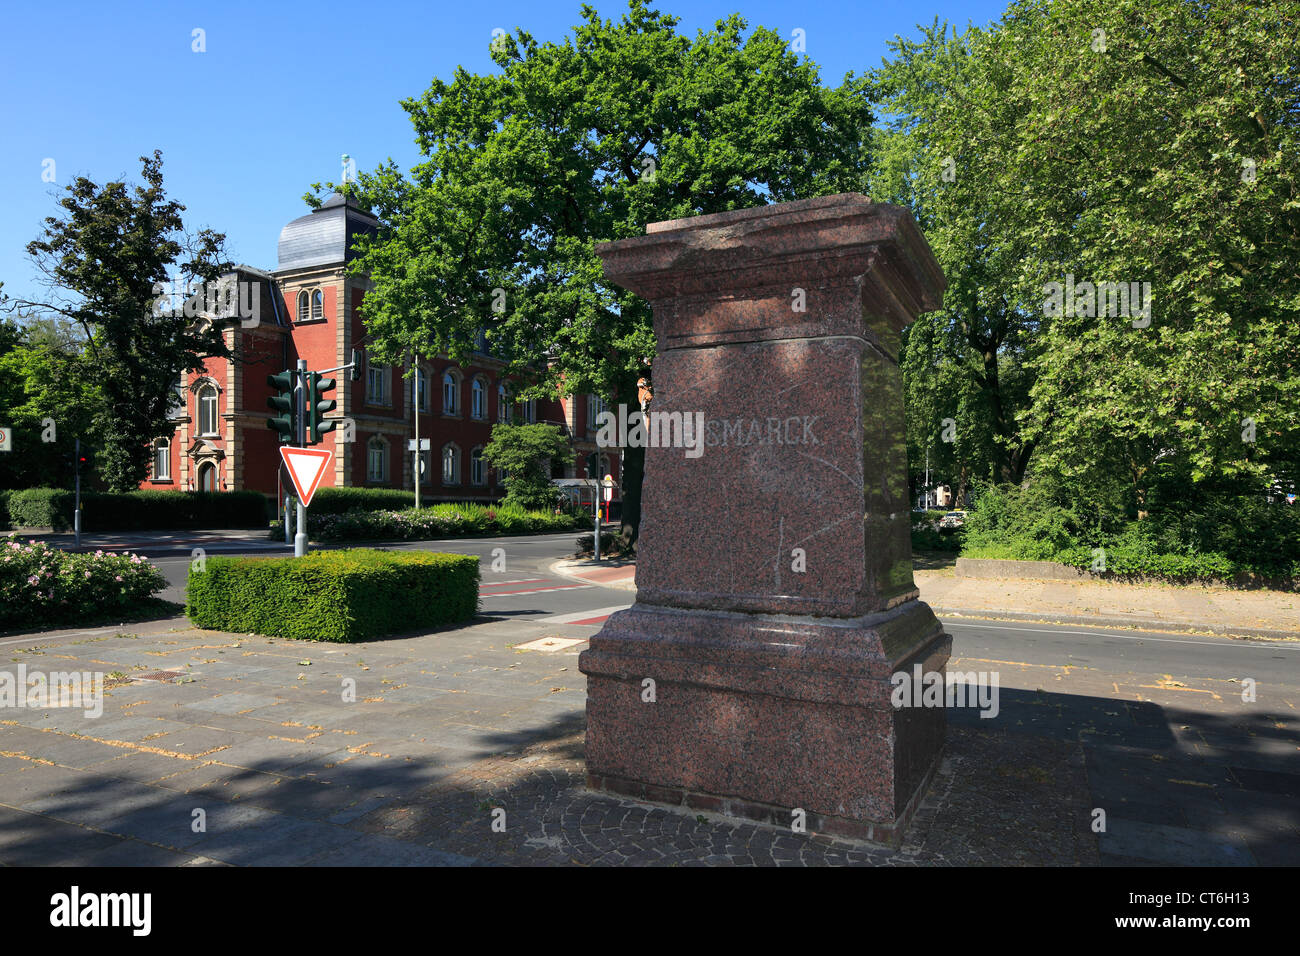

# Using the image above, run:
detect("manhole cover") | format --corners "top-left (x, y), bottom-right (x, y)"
top-left (135, 670), bottom-right (189, 683)
top-left (515, 637), bottom-right (586, 653)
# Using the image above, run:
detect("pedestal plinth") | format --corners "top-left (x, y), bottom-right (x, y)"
top-left (578, 194), bottom-right (950, 842)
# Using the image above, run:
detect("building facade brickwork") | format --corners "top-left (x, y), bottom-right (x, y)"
top-left (142, 194), bottom-right (620, 503)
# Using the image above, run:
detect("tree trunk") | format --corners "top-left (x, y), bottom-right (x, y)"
top-left (619, 443), bottom-right (644, 547)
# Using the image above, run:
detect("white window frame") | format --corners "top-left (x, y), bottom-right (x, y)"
top-left (367, 361), bottom-right (389, 405)
top-left (153, 438), bottom-right (171, 480)
top-left (197, 383), bottom-right (220, 437)
top-left (471, 377), bottom-right (487, 420)
top-left (498, 384), bottom-right (510, 423)
top-left (442, 370), bottom-right (460, 415)
top-left (442, 443), bottom-right (461, 486)
top-left (470, 446), bottom-right (486, 486)
top-left (367, 437), bottom-right (388, 483)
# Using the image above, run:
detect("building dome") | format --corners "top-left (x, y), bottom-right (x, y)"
top-left (276, 192), bottom-right (380, 272)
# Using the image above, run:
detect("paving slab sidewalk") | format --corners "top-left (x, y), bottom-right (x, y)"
top-left (553, 559), bottom-right (1300, 638)
top-left (2, 612), bottom-right (1294, 866)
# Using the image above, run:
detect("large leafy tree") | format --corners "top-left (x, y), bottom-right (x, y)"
top-left (873, 19), bottom-right (1048, 501)
top-left (876, 0), bottom-right (1300, 519)
top-left (1001, 0), bottom-right (1300, 515)
top-left (13, 151), bottom-right (232, 491)
top-left (330, 0), bottom-right (875, 543)
top-left (0, 315), bottom-right (102, 490)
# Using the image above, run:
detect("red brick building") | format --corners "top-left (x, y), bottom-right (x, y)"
top-left (143, 193), bottom-right (618, 503)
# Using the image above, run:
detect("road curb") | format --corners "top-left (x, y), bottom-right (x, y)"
top-left (550, 559), bottom-right (637, 592)
top-left (930, 606), bottom-right (1299, 641)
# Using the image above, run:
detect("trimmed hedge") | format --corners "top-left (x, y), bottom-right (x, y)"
top-left (187, 548), bottom-right (480, 641)
top-left (294, 503), bottom-right (585, 542)
top-left (308, 487), bottom-right (418, 516)
top-left (6, 488), bottom-right (268, 532)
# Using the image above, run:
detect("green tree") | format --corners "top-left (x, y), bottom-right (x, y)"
top-left (483, 423), bottom-right (574, 509)
top-left (877, 1), bottom-right (1300, 520)
top-left (0, 319), bottom-right (102, 490)
top-left (13, 151), bottom-right (233, 491)
top-left (329, 0), bottom-right (875, 544)
top-left (873, 19), bottom-right (1046, 498)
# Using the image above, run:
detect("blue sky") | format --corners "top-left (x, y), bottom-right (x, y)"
top-left (0, 0), bottom-right (1007, 306)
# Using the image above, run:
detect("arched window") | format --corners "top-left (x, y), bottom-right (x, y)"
top-left (197, 383), bottom-right (219, 436)
top-left (367, 436), bottom-right (388, 483)
top-left (471, 377), bottom-right (487, 420)
top-left (153, 438), bottom-right (171, 480)
top-left (442, 370), bottom-right (460, 415)
top-left (296, 290), bottom-right (309, 323)
top-left (311, 289), bottom-right (323, 320)
top-left (442, 443), bottom-right (461, 486)
top-left (470, 446), bottom-right (486, 486)
top-left (498, 384), bottom-right (510, 423)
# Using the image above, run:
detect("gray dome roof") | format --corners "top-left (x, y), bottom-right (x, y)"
top-left (276, 192), bottom-right (380, 271)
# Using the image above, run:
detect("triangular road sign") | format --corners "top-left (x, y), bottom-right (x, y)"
top-left (280, 447), bottom-right (332, 508)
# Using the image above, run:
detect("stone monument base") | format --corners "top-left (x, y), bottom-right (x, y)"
top-left (579, 599), bottom-right (951, 844)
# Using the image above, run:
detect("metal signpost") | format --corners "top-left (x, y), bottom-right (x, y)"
top-left (409, 438), bottom-right (430, 504)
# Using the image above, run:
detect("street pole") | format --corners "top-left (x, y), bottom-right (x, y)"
top-left (294, 359), bottom-right (307, 557)
top-left (924, 444), bottom-right (930, 511)
top-left (73, 437), bottom-right (82, 547)
top-left (593, 478), bottom-right (601, 562)
top-left (413, 357), bottom-right (421, 509)
top-left (284, 494), bottom-right (293, 545)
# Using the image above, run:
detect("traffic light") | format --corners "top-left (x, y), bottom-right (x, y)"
top-left (586, 452), bottom-right (600, 478)
top-left (65, 445), bottom-right (92, 472)
top-left (307, 371), bottom-right (337, 444)
top-left (266, 369), bottom-right (297, 443)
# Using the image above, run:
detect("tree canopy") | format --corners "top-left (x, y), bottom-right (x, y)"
top-left (13, 151), bottom-right (233, 491)
top-left (328, 0), bottom-right (876, 540)
top-left (875, 0), bottom-right (1300, 517)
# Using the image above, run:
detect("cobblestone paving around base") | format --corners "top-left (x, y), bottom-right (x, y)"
top-left (1, 615), bottom-right (1292, 865)
top-left (346, 723), bottom-right (1100, 866)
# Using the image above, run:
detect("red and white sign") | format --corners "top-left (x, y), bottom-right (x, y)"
top-left (279, 447), bottom-right (332, 508)
top-left (0, 427), bottom-right (10, 452)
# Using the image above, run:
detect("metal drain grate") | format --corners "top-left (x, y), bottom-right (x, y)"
top-left (135, 670), bottom-right (188, 683)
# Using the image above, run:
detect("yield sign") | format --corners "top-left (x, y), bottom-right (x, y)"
top-left (279, 447), bottom-right (332, 508)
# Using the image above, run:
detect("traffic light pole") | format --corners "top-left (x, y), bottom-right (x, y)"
top-left (294, 359), bottom-right (308, 557)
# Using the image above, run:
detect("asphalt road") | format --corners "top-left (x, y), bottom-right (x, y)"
top-left (138, 532), bottom-right (1300, 696)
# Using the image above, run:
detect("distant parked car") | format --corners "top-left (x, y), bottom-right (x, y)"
top-left (938, 510), bottom-right (967, 529)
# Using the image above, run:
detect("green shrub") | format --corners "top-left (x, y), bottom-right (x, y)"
top-left (962, 482), bottom-right (1300, 584)
top-left (0, 534), bottom-right (167, 630)
top-left (296, 503), bottom-right (584, 542)
top-left (911, 527), bottom-right (963, 552)
top-left (575, 531), bottom-right (634, 557)
top-left (5, 488), bottom-right (268, 531)
top-left (7, 488), bottom-right (73, 530)
top-left (307, 487), bottom-right (417, 516)
top-left (187, 548), bottom-right (479, 641)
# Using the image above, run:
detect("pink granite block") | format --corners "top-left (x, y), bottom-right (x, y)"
top-left (579, 193), bottom-right (950, 837)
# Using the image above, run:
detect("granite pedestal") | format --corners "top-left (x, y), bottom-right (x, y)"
top-left (578, 194), bottom-right (951, 843)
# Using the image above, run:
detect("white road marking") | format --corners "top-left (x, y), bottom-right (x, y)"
top-left (532, 605), bottom-right (633, 624)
